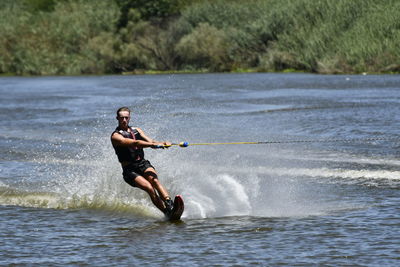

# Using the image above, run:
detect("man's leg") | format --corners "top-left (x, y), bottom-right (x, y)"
top-left (143, 167), bottom-right (170, 201)
top-left (134, 175), bottom-right (166, 212)
top-left (143, 168), bottom-right (174, 213)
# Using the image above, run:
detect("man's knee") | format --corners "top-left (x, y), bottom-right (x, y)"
top-left (149, 177), bottom-right (162, 188)
top-left (144, 170), bottom-right (159, 183)
top-left (135, 177), bottom-right (154, 193)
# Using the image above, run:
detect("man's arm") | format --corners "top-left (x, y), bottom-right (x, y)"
top-left (136, 128), bottom-right (172, 148)
top-left (135, 127), bottom-right (154, 143)
top-left (111, 132), bottom-right (163, 148)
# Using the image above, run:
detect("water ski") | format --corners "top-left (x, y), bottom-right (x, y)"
top-left (166, 195), bottom-right (184, 221)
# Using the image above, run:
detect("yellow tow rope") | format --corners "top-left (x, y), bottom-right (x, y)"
top-left (165, 137), bottom-right (395, 148)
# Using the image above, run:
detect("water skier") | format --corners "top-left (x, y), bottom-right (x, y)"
top-left (111, 107), bottom-right (174, 216)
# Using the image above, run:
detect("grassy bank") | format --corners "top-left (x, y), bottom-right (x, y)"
top-left (1, 0), bottom-right (399, 75)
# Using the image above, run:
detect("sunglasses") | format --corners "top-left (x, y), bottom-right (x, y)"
top-left (118, 116), bottom-right (130, 120)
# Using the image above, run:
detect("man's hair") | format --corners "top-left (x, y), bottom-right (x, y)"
top-left (116, 107), bottom-right (131, 117)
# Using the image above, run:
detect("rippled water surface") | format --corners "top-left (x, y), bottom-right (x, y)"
top-left (1, 73), bottom-right (399, 266)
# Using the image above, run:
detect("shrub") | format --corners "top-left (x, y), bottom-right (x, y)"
top-left (1, 0), bottom-right (120, 75)
top-left (176, 23), bottom-right (231, 71)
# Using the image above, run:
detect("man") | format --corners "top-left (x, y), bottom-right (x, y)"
top-left (111, 107), bottom-right (174, 216)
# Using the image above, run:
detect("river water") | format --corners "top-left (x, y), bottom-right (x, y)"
top-left (1, 73), bottom-right (399, 266)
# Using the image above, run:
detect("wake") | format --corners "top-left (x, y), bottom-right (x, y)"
top-left (0, 186), bottom-right (157, 218)
top-left (3, 140), bottom-right (398, 221)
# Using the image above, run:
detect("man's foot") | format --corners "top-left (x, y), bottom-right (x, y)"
top-left (164, 198), bottom-right (174, 216)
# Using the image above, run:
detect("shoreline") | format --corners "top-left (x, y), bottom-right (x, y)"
top-left (1, 68), bottom-right (399, 77)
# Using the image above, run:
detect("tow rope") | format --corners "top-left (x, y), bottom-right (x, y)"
top-left (167, 137), bottom-right (397, 148)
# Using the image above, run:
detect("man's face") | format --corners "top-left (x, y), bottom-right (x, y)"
top-left (117, 111), bottom-right (130, 128)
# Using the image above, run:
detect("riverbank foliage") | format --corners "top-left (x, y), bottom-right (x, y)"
top-left (1, 0), bottom-right (399, 75)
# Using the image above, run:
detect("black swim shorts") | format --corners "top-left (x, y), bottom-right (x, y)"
top-left (122, 159), bottom-right (155, 187)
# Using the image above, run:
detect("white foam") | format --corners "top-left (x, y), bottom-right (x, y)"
top-left (262, 167), bottom-right (400, 180)
top-left (183, 174), bottom-right (251, 219)
top-left (267, 151), bottom-right (400, 167)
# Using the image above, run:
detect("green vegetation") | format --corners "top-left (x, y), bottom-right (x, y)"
top-left (1, 0), bottom-right (399, 75)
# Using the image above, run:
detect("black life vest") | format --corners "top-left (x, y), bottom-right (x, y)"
top-left (112, 126), bottom-right (145, 163)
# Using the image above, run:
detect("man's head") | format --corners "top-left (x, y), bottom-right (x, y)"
top-left (116, 107), bottom-right (131, 128)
